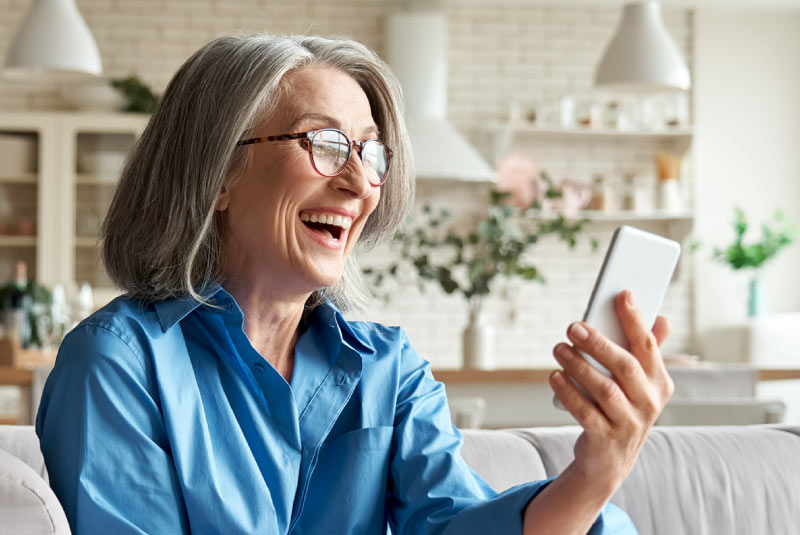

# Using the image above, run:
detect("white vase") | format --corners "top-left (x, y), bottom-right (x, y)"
top-left (462, 307), bottom-right (495, 370)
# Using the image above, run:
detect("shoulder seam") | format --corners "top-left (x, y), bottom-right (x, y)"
top-left (70, 321), bottom-right (148, 373)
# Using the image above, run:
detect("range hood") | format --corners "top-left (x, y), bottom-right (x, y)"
top-left (386, 13), bottom-right (495, 182)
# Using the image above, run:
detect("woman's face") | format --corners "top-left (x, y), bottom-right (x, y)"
top-left (218, 65), bottom-right (382, 296)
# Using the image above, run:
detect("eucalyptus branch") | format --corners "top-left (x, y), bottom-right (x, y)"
top-left (363, 187), bottom-right (592, 307)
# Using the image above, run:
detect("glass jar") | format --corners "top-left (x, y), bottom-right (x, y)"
top-left (589, 174), bottom-right (614, 212)
top-left (621, 172), bottom-right (649, 213)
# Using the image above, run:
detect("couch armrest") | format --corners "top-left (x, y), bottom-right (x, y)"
top-left (0, 448), bottom-right (70, 535)
top-left (513, 425), bottom-right (800, 535)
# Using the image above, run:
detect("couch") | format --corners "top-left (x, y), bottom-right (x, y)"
top-left (2, 424), bottom-right (799, 534)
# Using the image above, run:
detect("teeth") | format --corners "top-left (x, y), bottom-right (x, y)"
top-left (300, 212), bottom-right (353, 230)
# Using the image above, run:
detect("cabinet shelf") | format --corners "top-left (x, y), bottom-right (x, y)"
top-left (0, 236), bottom-right (36, 247)
top-left (0, 174), bottom-right (37, 185)
top-left (75, 236), bottom-right (100, 248)
top-left (75, 174), bottom-right (119, 186)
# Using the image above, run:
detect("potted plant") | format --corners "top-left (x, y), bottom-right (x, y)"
top-left (712, 207), bottom-right (795, 316)
top-left (364, 179), bottom-right (591, 369)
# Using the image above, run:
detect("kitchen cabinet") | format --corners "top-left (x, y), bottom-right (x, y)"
top-left (0, 112), bottom-right (148, 307)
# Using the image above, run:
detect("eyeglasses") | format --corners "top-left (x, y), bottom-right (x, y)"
top-left (236, 128), bottom-right (392, 187)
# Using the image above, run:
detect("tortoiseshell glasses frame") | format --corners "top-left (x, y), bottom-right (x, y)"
top-left (236, 128), bottom-right (393, 187)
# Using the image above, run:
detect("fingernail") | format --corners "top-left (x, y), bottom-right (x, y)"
top-left (555, 343), bottom-right (573, 361)
top-left (551, 370), bottom-right (566, 384)
top-left (626, 290), bottom-right (634, 307)
top-left (569, 322), bottom-right (589, 341)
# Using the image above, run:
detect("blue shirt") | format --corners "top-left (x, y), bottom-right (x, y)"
top-left (36, 284), bottom-right (635, 534)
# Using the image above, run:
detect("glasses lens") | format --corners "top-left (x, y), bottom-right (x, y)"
top-left (311, 130), bottom-right (349, 175)
top-left (361, 140), bottom-right (389, 186)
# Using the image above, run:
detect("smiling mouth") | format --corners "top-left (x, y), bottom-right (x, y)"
top-left (300, 212), bottom-right (353, 242)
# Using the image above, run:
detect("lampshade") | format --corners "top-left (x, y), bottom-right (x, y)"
top-left (4, 0), bottom-right (102, 78)
top-left (595, 1), bottom-right (690, 92)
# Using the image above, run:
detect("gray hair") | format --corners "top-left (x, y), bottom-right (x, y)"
top-left (101, 34), bottom-right (414, 312)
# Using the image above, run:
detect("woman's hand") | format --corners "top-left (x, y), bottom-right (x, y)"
top-left (550, 289), bottom-right (674, 491)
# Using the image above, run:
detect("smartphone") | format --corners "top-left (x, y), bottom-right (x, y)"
top-left (553, 225), bottom-right (681, 410)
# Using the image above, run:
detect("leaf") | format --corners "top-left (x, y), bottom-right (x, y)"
top-left (437, 267), bottom-right (459, 294)
top-left (516, 266), bottom-right (539, 280)
top-left (490, 189), bottom-right (511, 206)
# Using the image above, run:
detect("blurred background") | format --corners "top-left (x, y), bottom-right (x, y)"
top-left (0, 0), bottom-right (798, 428)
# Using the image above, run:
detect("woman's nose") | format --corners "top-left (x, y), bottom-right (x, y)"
top-left (329, 154), bottom-right (374, 199)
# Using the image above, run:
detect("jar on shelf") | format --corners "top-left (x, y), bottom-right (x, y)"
top-left (620, 172), bottom-right (650, 213)
top-left (576, 97), bottom-right (602, 129)
top-left (589, 174), bottom-right (615, 212)
top-left (664, 93), bottom-right (690, 128)
top-left (603, 100), bottom-right (620, 129)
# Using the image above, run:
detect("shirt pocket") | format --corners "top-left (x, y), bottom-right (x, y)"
top-left (297, 426), bottom-right (394, 532)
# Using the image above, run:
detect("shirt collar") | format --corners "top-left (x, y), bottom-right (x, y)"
top-left (314, 301), bottom-right (376, 355)
top-left (153, 280), bottom-right (228, 332)
top-left (154, 282), bottom-right (376, 355)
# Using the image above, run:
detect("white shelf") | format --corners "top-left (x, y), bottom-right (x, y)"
top-left (539, 210), bottom-right (694, 222)
top-left (491, 121), bottom-right (694, 165)
top-left (0, 236), bottom-right (37, 247)
top-left (492, 122), bottom-right (693, 140)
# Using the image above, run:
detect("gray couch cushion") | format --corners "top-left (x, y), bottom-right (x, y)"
top-left (0, 448), bottom-right (70, 535)
top-left (0, 425), bottom-right (48, 481)
top-left (460, 429), bottom-right (548, 491)
top-left (514, 425), bottom-right (800, 535)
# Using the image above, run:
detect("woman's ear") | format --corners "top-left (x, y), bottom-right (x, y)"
top-left (216, 184), bottom-right (230, 211)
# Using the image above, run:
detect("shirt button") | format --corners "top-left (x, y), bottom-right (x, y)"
top-left (336, 373), bottom-right (348, 385)
top-left (253, 362), bottom-right (266, 373)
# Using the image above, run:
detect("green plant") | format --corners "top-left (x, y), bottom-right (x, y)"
top-left (713, 207), bottom-right (795, 271)
top-left (364, 180), bottom-right (593, 312)
top-left (110, 76), bottom-right (159, 113)
top-left (0, 281), bottom-right (53, 348)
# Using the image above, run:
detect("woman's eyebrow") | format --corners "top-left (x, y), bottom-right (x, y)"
top-left (288, 113), bottom-right (339, 131)
top-left (288, 113), bottom-right (380, 137)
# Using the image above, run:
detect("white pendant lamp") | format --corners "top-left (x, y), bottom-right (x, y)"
top-left (595, 1), bottom-right (690, 92)
top-left (4, 0), bottom-right (102, 78)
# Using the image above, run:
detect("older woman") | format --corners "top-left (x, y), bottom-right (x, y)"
top-left (36, 34), bottom-right (673, 534)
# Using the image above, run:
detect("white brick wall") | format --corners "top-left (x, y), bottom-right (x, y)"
top-left (0, 1), bottom-right (695, 372)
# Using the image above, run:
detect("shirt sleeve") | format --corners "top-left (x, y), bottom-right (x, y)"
top-left (386, 330), bottom-right (636, 535)
top-left (35, 322), bottom-right (189, 535)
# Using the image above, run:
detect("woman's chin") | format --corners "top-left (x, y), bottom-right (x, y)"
top-left (304, 264), bottom-right (344, 292)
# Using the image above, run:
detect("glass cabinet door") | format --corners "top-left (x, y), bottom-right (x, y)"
top-left (0, 128), bottom-right (40, 285)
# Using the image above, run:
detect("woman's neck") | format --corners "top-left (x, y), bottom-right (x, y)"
top-left (221, 277), bottom-right (310, 384)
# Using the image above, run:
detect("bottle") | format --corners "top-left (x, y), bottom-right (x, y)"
top-left (603, 100), bottom-right (620, 129)
top-left (4, 261), bottom-right (32, 348)
top-left (78, 282), bottom-right (94, 320)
